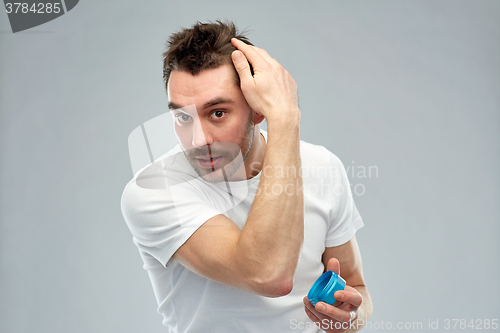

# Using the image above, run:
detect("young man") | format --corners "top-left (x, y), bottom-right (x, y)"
top-left (121, 21), bottom-right (372, 332)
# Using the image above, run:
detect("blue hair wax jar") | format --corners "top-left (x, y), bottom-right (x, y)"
top-left (307, 271), bottom-right (346, 306)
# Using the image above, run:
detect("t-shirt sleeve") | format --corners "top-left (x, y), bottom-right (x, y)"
top-left (324, 150), bottom-right (364, 247)
top-left (121, 176), bottom-right (222, 267)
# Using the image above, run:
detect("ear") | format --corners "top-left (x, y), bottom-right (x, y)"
top-left (252, 112), bottom-right (265, 125)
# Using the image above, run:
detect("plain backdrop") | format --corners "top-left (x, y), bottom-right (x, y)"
top-left (1, 1), bottom-right (499, 332)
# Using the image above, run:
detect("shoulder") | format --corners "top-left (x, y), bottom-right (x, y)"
top-left (121, 145), bottom-right (194, 220)
top-left (299, 138), bottom-right (345, 173)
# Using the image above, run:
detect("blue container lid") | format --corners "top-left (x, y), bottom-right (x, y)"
top-left (307, 271), bottom-right (346, 306)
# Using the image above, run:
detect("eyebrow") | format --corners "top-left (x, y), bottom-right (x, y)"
top-left (168, 97), bottom-right (235, 111)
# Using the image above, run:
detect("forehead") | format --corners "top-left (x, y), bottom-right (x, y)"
top-left (167, 64), bottom-right (239, 109)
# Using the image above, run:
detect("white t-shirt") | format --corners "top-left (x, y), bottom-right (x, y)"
top-left (121, 130), bottom-right (364, 333)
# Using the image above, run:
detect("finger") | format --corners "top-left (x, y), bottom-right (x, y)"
top-left (231, 38), bottom-right (269, 71)
top-left (314, 302), bottom-right (353, 323)
top-left (327, 257), bottom-right (340, 275)
top-left (253, 46), bottom-right (271, 58)
top-left (334, 290), bottom-right (363, 308)
top-left (303, 298), bottom-right (330, 322)
top-left (304, 306), bottom-right (323, 326)
top-left (248, 45), bottom-right (286, 74)
top-left (252, 46), bottom-right (279, 65)
top-left (231, 50), bottom-right (254, 89)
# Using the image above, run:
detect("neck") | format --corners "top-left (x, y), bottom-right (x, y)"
top-left (243, 125), bottom-right (266, 180)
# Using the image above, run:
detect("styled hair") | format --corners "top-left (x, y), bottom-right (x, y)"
top-left (162, 20), bottom-right (253, 89)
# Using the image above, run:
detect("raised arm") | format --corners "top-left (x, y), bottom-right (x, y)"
top-left (172, 39), bottom-right (304, 298)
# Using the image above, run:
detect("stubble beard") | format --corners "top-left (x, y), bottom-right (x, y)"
top-left (184, 118), bottom-right (255, 183)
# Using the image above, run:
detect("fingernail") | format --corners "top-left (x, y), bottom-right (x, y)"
top-left (232, 51), bottom-right (242, 61)
top-left (336, 292), bottom-right (344, 300)
top-left (317, 303), bottom-right (325, 311)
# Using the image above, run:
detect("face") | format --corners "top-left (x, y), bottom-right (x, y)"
top-left (167, 63), bottom-right (258, 182)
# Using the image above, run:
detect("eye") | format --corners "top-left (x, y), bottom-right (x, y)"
top-left (210, 110), bottom-right (226, 119)
top-left (174, 113), bottom-right (193, 126)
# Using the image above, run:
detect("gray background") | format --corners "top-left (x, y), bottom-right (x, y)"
top-left (1, 0), bottom-right (499, 332)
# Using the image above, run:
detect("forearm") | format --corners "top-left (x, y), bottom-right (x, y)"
top-left (236, 117), bottom-right (304, 294)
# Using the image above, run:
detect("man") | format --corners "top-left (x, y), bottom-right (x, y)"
top-left (121, 20), bottom-right (372, 332)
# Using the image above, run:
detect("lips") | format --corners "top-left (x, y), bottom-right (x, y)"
top-left (195, 156), bottom-right (223, 169)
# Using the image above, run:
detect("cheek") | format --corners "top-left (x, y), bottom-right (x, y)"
top-left (217, 127), bottom-right (240, 143)
top-left (174, 126), bottom-right (192, 146)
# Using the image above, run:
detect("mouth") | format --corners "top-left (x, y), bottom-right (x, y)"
top-left (195, 156), bottom-right (223, 169)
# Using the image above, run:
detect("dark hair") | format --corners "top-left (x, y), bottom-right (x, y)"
top-left (162, 20), bottom-right (253, 89)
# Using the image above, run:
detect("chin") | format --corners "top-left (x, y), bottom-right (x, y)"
top-left (198, 169), bottom-right (226, 183)
top-left (196, 158), bottom-right (246, 183)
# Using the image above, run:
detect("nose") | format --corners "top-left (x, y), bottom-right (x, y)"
top-left (192, 116), bottom-right (212, 149)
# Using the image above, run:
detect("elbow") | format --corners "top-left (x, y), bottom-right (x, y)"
top-left (272, 278), bottom-right (294, 297)
top-left (250, 276), bottom-right (294, 298)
